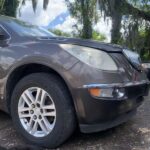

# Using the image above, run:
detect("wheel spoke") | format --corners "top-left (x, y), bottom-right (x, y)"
top-left (35, 88), bottom-right (42, 103)
top-left (42, 116), bottom-right (53, 130)
top-left (31, 121), bottom-right (38, 134)
top-left (19, 113), bottom-right (31, 119)
top-left (27, 117), bottom-right (34, 131)
top-left (24, 90), bottom-right (35, 103)
top-left (40, 90), bottom-right (47, 105)
top-left (42, 104), bottom-right (55, 110)
top-left (38, 120), bottom-right (47, 134)
top-left (43, 111), bottom-right (56, 117)
top-left (18, 107), bottom-right (30, 113)
top-left (21, 93), bottom-right (31, 107)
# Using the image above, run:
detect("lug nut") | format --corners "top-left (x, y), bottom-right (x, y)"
top-left (40, 109), bottom-right (43, 113)
top-left (39, 115), bottom-right (42, 119)
top-left (37, 103), bottom-right (40, 108)
top-left (32, 104), bottom-right (35, 108)
top-left (33, 115), bottom-right (37, 120)
top-left (30, 110), bottom-right (34, 114)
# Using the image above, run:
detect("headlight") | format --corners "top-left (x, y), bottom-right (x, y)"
top-left (123, 49), bottom-right (142, 71)
top-left (60, 44), bottom-right (118, 71)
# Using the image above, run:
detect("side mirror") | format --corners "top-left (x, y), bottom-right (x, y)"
top-left (0, 34), bottom-right (5, 40)
top-left (0, 33), bottom-right (10, 46)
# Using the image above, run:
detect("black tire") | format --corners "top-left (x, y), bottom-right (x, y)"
top-left (11, 73), bottom-right (76, 148)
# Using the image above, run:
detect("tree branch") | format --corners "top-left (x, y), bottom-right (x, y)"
top-left (122, 0), bottom-right (150, 21)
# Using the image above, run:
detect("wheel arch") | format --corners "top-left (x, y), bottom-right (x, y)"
top-left (5, 63), bottom-right (77, 115)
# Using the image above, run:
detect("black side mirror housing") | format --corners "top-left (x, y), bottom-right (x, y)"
top-left (0, 33), bottom-right (10, 46)
top-left (0, 34), bottom-right (5, 40)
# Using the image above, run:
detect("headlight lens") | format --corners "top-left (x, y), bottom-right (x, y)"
top-left (60, 44), bottom-right (118, 71)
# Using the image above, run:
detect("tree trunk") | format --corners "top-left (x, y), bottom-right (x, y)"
top-left (111, 0), bottom-right (122, 43)
top-left (111, 12), bottom-right (122, 43)
top-left (3, 0), bottom-right (19, 17)
top-left (82, 17), bottom-right (92, 39)
top-left (81, 0), bottom-right (93, 39)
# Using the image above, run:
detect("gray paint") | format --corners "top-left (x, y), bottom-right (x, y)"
top-left (0, 16), bottom-right (148, 126)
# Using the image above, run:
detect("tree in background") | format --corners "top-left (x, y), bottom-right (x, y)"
top-left (98, 0), bottom-right (150, 42)
top-left (66, 0), bottom-right (99, 39)
top-left (50, 28), bottom-right (106, 41)
top-left (50, 29), bottom-right (72, 37)
top-left (98, 0), bottom-right (150, 60)
top-left (1, 0), bottom-right (150, 60)
top-left (0, 0), bottom-right (5, 14)
top-left (20, 0), bottom-right (49, 13)
top-left (0, 0), bottom-right (19, 17)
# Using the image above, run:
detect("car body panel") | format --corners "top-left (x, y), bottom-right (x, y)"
top-left (0, 39), bottom-right (80, 110)
top-left (0, 16), bottom-right (149, 133)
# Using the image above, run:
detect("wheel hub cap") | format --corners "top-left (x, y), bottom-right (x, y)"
top-left (18, 87), bottom-right (56, 137)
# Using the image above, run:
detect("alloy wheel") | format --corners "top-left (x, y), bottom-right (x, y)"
top-left (18, 87), bottom-right (56, 137)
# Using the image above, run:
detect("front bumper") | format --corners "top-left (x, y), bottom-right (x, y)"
top-left (83, 80), bottom-right (149, 89)
top-left (76, 80), bottom-right (149, 133)
top-left (80, 109), bottom-right (136, 133)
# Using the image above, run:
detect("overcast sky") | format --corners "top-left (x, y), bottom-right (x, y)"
top-left (17, 0), bottom-right (112, 42)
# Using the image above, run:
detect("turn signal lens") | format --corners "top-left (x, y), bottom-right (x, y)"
top-left (88, 87), bottom-right (126, 99)
top-left (89, 88), bottom-right (113, 98)
top-left (89, 88), bottom-right (101, 97)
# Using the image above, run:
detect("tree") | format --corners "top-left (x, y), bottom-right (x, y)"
top-left (98, 0), bottom-right (150, 43)
top-left (0, 0), bottom-right (19, 17)
top-left (92, 30), bottom-right (106, 41)
top-left (3, 0), bottom-right (150, 60)
top-left (66, 0), bottom-right (99, 39)
top-left (20, 0), bottom-right (49, 13)
top-left (0, 0), bottom-right (5, 13)
top-left (50, 29), bottom-right (72, 37)
top-left (50, 28), bottom-right (106, 41)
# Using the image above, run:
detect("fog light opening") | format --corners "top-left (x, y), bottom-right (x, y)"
top-left (113, 88), bottom-right (125, 99)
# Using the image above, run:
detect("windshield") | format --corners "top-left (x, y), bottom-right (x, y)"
top-left (6, 19), bottom-right (55, 37)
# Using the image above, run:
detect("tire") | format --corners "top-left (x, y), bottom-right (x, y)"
top-left (11, 73), bottom-right (76, 148)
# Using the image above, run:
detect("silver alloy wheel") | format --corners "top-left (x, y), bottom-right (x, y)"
top-left (18, 87), bottom-right (56, 137)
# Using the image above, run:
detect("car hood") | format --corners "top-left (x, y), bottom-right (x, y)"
top-left (37, 37), bottom-right (124, 52)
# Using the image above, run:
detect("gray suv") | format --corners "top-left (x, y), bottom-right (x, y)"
top-left (0, 16), bottom-right (149, 148)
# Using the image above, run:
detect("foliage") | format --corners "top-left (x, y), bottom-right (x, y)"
top-left (0, 0), bottom-right (5, 13)
top-left (50, 29), bottom-right (72, 37)
top-left (66, 0), bottom-right (99, 39)
top-left (0, 0), bottom-right (19, 17)
top-left (50, 28), bottom-right (106, 42)
top-left (92, 31), bottom-right (106, 41)
top-left (97, 0), bottom-right (150, 60)
top-left (20, 0), bottom-right (49, 13)
top-left (1, 0), bottom-right (150, 60)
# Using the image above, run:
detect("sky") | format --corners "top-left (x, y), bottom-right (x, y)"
top-left (17, 0), bottom-right (112, 42)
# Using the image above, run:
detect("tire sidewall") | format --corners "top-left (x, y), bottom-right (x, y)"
top-left (11, 74), bottom-right (73, 147)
